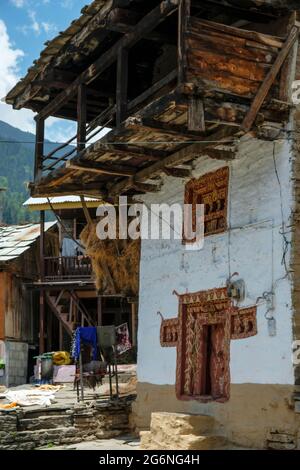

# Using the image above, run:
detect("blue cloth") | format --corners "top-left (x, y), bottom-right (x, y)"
top-left (73, 327), bottom-right (98, 361)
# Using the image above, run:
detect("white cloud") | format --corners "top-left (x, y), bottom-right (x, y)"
top-left (18, 10), bottom-right (57, 36)
top-left (0, 19), bottom-right (34, 132)
top-left (10, 0), bottom-right (26, 7)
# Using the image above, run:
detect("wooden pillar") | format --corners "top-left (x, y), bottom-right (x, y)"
top-left (47, 311), bottom-right (52, 352)
top-left (39, 292), bottom-right (45, 354)
top-left (77, 84), bottom-right (87, 152)
top-left (59, 322), bottom-right (63, 351)
top-left (116, 47), bottom-right (128, 128)
top-left (40, 211), bottom-right (45, 280)
top-left (97, 296), bottom-right (103, 326)
top-left (39, 210), bottom-right (45, 354)
top-left (178, 0), bottom-right (191, 84)
top-left (34, 118), bottom-right (45, 181)
top-left (131, 302), bottom-right (138, 347)
top-left (188, 96), bottom-right (205, 132)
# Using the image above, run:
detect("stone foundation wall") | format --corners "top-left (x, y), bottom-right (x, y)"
top-left (132, 382), bottom-right (300, 449)
top-left (0, 400), bottom-right (132, 450)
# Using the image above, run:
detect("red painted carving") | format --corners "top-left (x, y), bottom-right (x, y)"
top-left (160, 318), bottom-right (179, 347)
top-left (184, 167), bottom-right (229, 240)
top-left (160, 288), bottom-right (257, 403)
top-left (231, 306), bottom-right (257, 339)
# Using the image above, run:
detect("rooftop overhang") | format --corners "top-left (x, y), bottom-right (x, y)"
top-left (4, 0), bottom-right (299, 200)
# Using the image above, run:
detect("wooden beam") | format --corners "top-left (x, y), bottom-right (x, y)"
top-left (92, 141), bottom-right (169, 161)
top-left (77, 84), bottom-right (87, 151)
top-left (178, 0), bottom-right (190, 83)
top-left (188, 96), bottom-right (205, 132)
top-left (126, 116), bottom-right (205, 140)
top-left (163, 167), bottom-right (191, 177)
top-left (80, 195), bottom-right (93, 226)
top-left (34, 118), bottom-right (44, 181)
top-left (116, 47), bottom-right (128, 127)
top-left (37, 0), bottom-right (179, 120)
top-left (204, 147), bottom-right (236, 160)
top-left (108, 126), bottom-right (236, 195)
top-left (133, 181), bottom-right (162, 193)
top-left (66, 160), bottom-right (136, 177)
top-left (242, 25), bottom-right (299, 132)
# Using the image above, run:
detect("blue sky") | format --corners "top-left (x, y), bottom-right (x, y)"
top-left (0, 0), bottom-right (88, 141)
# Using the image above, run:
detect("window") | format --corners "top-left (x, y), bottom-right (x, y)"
top-left (184, 167), bottom-right (229, 238)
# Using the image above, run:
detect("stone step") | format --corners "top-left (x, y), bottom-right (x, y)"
top-left (18, 405), bottom-right (72, 420)
top-left (140, 430), bottom-right (226, 450)
top-left (140, 412), bottom-right (225, 450)
top-left (150, 412), bottom-right (215, 435)
top-left (18, 413), bottom-right (73, 431)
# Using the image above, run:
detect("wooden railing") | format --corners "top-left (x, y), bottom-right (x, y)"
top-left (44, 256), bottom-right (93, 280)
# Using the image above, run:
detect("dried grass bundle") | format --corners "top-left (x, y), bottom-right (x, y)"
top-left (81, 222), bottom-right (140, 296)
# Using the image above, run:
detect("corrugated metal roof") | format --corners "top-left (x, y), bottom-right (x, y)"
top-left (0, 222), bottom-right (57, 263)
top-left (23, 196), bottom-right (102, 211)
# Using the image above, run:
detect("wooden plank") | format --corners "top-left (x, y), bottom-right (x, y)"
top-left (190, 18), bottom-right (284, 48)
top-left (108, 126), bottom-right (236, 195)
top-left (66, 160), bottom-right (136, 177)
top-left (125, 116), bottom-right (205, 139)
top-left (77, 84), bottom-right (87, 152)
top-left (242, 26), bottom-right (299, 132)
top-left (37, 1), bottom-right (179, 120)
top-left (188, 96), bottom-right (205, 131)
top-left (116, 47), bottom-right (129, 127)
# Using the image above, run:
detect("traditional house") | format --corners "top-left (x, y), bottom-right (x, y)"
top-left (5, 0), bottom-right (300, 449)
top-left (0, 222), bottom-right (57, 387)
top-left (23, 196), bottom-right (138, 356)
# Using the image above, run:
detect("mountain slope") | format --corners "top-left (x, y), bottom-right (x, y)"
top-left (0, 120), bottom-right (73, 224)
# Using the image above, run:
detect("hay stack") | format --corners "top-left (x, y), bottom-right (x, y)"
top-left (81, 222), bottom-right (140, 296)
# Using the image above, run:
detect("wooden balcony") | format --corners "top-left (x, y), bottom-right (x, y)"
top-left (5, 1), bottom-right (297, 199)
top-left (44, 256), bottom-right (93, 281)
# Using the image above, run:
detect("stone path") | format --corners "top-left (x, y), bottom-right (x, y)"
top-left (39, 435), bottom-right (141, 450)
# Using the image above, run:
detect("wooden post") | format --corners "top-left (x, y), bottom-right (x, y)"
top-left (97, 296), bottom-right (103, 326)
top-left (77, 84), bottom-right (87, 152)
top-left (39, 210), bottom-right (45, 354)
top-left (40, 211), bottom-right (45, 280)
top-left (188, 96), bottom-right (205, 132)
top-left (59, 322), bottom-right (63, 350)
top-left (39, 292), bottom-right (45, 355)
top-left (116, 47), bottom-right (128, 128)
top-left (34, 118), bottom-right (44, 181)
top-left (131, 302), bottom-right (137, 347)
top-left (178, 0), bottom-right (191, 84)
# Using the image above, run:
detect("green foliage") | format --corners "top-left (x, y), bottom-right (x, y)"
top-left (0, 121), bottom-right (39, 224)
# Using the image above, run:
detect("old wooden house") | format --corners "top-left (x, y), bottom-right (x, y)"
top-left (23, 196), bottom-right (137, 356)
top-left (5, 0), bottom-right (300, 449)
top-left (0, 222), bottom-right (57, 387)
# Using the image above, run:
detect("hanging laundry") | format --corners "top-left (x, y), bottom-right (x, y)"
top-left (116, 323), bottom-right (131, 355)
top-left (72, 327), bottom-right (98, 361)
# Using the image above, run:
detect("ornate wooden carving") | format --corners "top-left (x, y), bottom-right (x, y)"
top-left (160, 318), bottom-right (179, 347)
top-left (160, 288), bottom-right (257, 403)
top-left (184, 167), bottom-right (229, 239)
top-left (231, 306), bottom-right (257, 340)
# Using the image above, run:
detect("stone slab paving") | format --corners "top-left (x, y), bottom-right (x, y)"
top-left (39, 435), bottom-right (141, 451)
